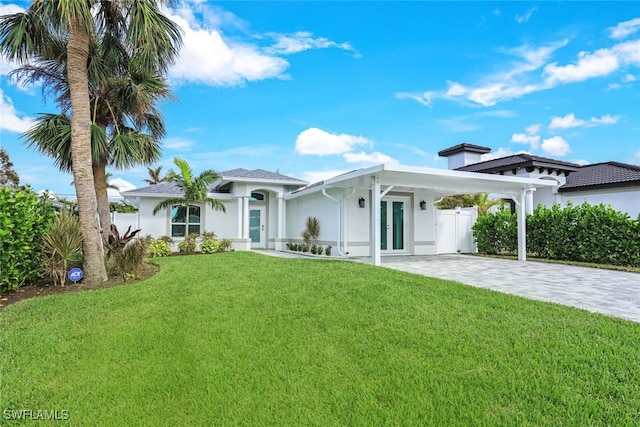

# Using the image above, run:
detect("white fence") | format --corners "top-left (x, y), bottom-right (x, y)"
top-left (435, 207), bottom-right (477, 254)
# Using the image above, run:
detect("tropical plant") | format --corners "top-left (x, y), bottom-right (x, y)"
top-left (0, 0), bottom-right (182, 284)
top-left (109, 201), bottom-right (137, 213)
top-left (325, 245), bottom-right (332, 256)
top-left (152, 157), bottom-right (226, 237)
top-left (143, 166), bottom-right (168, 185)
top-left (436, 193), bottom-right (501, 215)
top-left (301, 216), bottom-right (320, 248)
top-left (42, 211), bottom-right (83, 286)
top-left (111, 239), bottom-right (149, 279)
top-left (200, 239), bottom-right (221, 254)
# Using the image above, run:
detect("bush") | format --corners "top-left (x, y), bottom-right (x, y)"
top-left (472, 208), bottom-right (517, 254)
top-left (178, 233), bottom-right (199, 255)
top-left (218, 239), bottom-right (232, 252)
top-left (111, 239), bottom-right (149, 279)
top-left (0, 187), bottom-right (55, 291)
top-left (325, 245), bottom-right (332, 256)
top-left (42, 212), bottom-right (83, 286)
top-left (200, 239), bottom-right (220, 254)
top-left (147, 239), bottom-right (173, 257)
top-left (473, 201), bottom-right (640, 266)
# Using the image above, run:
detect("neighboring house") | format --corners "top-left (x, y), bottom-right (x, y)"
top-left (122, 162), bottom-right (556, 265)
top-left (439, 143), bottom-right (640, 218)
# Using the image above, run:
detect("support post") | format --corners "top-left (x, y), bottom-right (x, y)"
top-left (237, 197), bottom-right (243, 239)
top-left (242, 196), bottom-right (249, 239)
top-left (276, 196), bottom-right (285, 250)
top-left (517, 190), bottom-right (527, 261)
top-left (524, 188), bottom-right (536, 215)
top-left (371, 176), bottom-right (381, 266)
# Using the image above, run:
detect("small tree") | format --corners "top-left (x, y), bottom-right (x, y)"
top-left (0, 148), bottom-right (20, 187)
top-left (301, 216), bottom-right (320, 248)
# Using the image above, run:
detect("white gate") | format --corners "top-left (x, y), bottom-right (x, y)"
top-left (435, 207), bottom-right (477, 254)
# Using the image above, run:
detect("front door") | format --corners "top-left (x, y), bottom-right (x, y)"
top-left (249, 207), bottom-right (265, 248)
top-left (380, 199), bottom-right (405, 252)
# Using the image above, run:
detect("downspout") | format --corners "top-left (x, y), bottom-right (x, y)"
top-left (322, 189), bottom-right (342, 255)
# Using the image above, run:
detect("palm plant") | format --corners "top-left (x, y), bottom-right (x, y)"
top-left (143, 166), bottom-right (168, 185)
top-left (152, 158), bottom-right (226, 237)
top-left (1, 0), bottom-right (181, 283)
top-left (42, 211), bottom-right (83, 287)
top-left (301, 216), bottom-right (321, 249)
top-left (463, 193), bottom-right (502, 216)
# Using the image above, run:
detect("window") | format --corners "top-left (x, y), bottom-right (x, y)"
top-left (249, 192), bottom-right (264, 201)
top-left (171, 205), bottom-right (201, 237)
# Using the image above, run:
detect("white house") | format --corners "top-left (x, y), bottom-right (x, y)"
top-left (439, 143), bottom-right (640, 218)
top-left (121, 162), bottom-right (557, 265)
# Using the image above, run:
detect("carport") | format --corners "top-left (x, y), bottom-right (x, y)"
top-left (317, 164), bottom-right (558, 265)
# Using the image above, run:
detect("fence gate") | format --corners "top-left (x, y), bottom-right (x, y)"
top-left (435, 207), bottom-right (477, 254)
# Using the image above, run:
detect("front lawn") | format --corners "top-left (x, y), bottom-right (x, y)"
top-left (1, 252), bottom-right (638, 425)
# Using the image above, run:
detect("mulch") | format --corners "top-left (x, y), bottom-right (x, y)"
top-left (0, 262), bottom-right (160, 310)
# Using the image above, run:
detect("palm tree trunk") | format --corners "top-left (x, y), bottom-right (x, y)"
top-left (93, 156), bottom-right (112, 242)
top-left (68, 18), bottom-right (108, 284)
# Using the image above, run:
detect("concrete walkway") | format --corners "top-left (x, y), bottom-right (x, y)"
top-left (254, 250), bottom-right (640, 323)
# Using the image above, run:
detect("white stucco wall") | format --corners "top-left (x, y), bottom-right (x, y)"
top-left (560, 188), bottom-right (640, 219)
top-left (413, 191), bottom-right (436, 255)
top-left (285, 190), bottom-right (341, 245)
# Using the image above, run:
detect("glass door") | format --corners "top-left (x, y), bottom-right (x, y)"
top-left (249, 207), bottom-right (265, 248)
top-left (380, 200), bottom-right (404, 251)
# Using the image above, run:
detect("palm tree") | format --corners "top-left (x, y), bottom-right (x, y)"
top-left (153, 158), bottom-right (226, 237)
top-left (463, 193), bottom-right (502, 216)
top-left (1, 1), bottom-right (181, 283)
top-left (143, 166), bottom-right (168, 185)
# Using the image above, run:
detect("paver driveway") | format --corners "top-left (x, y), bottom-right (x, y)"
top-left (380, 255), bottom-right (640, 323)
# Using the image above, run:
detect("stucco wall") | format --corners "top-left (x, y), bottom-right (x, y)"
top-left (560, 188), bottom-right (640, 218)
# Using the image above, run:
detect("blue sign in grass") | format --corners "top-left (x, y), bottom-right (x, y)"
top-left (68, 268), bottom-right (83, 283)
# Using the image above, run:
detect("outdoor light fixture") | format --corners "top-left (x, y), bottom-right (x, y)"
top-left (358, 197), bottom-right (365, 208)
top-left (420, 200), bottom-right (427, 210)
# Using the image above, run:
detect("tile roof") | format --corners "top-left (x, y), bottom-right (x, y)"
top-left (219, 168), bottom-right (307, 183)
top-left (559, 162), bottom-right (640, 192)
top-left (438, 143), bottom-right (491, 157)
top-left (457, 154), bottom-right (582, 173)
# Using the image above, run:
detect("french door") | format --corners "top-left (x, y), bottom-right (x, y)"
top-left (380, 199), bottom-right (405, 252)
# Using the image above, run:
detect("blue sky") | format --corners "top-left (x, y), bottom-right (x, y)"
top-left (1, 1), bottom-right (639, 198)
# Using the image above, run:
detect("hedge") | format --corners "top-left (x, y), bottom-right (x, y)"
top-left (472, 201), bottom-right (640, 267)
top-left (0, 187), bottom-right (56, 291)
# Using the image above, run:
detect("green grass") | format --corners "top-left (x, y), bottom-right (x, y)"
top-left (1, 252), bottom-right (639, 426)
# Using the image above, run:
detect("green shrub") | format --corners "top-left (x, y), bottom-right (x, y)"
top-left (325, 245), bottom-right (332, 256)
top-left (147, 239), bottom-right (173, 257)
top-left (0, 186), bottom-right (55, 291)
top-left (472, 208), bottom-right (517, 254)
top-left (178, 233), bottom-right (199, 255)
top-left (42, 212), bottom-right (83, 286)
top-left (218, 239), bottom-right (232, 252)
top-left (200, 239), bottom-right (220, 254)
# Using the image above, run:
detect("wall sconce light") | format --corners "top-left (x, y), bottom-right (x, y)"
top-left (419, 200), bottom-right (427, 210)
top-left (358, 197), bottom-right (365, 208)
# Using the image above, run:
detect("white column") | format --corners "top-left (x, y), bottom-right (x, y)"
top-left (242, 197), bottom-right (249, 239)
top-left (277, 197), bottom-right (284, 239)
top-left (524, 188), bottom-right (536, 215)
top-left (517, 190), bottom-right (527, 261)
top-left (237, 197), bottom-right (243, 238)
top-left (371, 176), bottom-right (381, 266)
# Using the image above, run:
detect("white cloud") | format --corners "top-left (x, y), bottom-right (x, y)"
top-left (544, 40), bottom-right (640, 85)
top-left (511, 133), bottom-right (540, 148)
top-left (0, 89), bottom-right (34, 133)
top-left (623, 73), bottom-right (637, 82)
top-left (515, 7), bottom-right (537, 24)
top-left (525, 123), bottom-right (541, 134)
top-left (572, 159), bottom-right (591, 166)
top-left (632, 149), bottom-right (640, 165)
top-left (607, 82), bottom-right (622, 90)
top-left (549, 113), bottom-right (619, 130)
top-left (481, 147), bottom-right (531, 161)
top-left (266, 31), bottom-right (360, 57)
top-left (541, 136), bottom-right (570, 156)
top-left (609, 17), bottom-right (640, 39)
top-left (108, 178), bottom-right (137, 198)
top-left (167, 11), bottom-right (289, 86)
top-left (295, 127), bottom-right (371, 156)
top-left (549, 113), bottom-right (586, 130)
top-left (395, 91), bottom-right (434, 107)
top-left (163, 137), bottom-right (196, 151)
top-left (343, 151), bottom-right (396, 166)
top-left (590, 114), bottom-right (618, 125)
